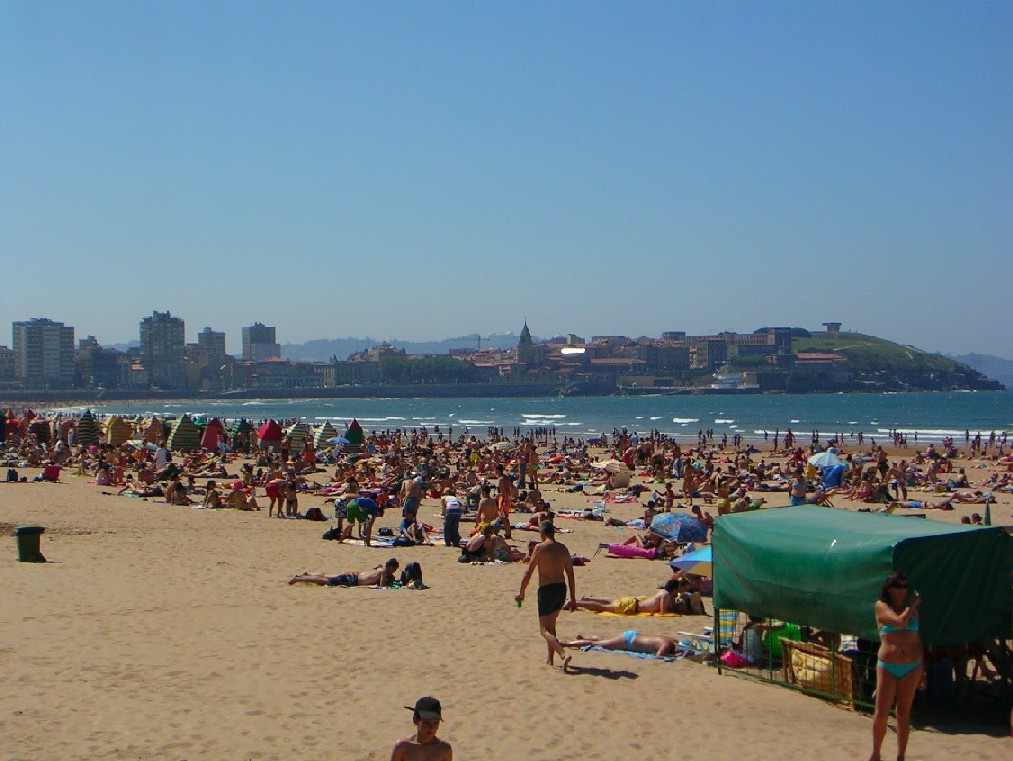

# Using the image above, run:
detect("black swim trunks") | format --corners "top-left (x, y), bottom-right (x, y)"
top-left (326, 573), bottom-right (358, 587)
top-left (537, 581), bottom-right (568, 617)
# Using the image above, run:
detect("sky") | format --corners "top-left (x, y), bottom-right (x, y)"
top-left (2, 2), bottom-right (1010, 357)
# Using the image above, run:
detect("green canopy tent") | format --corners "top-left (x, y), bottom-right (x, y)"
top-left (713, 506), bottom-right (1012, 646)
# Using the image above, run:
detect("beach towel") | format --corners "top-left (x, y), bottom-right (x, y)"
top-left (588, 609), bottom-right (681, 618)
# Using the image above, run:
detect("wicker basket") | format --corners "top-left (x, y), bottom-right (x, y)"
top-left (781, 639), bottom-right (854, 705)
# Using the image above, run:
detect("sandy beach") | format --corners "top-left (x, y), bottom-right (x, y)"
top-left (2, 438), bottom-right (1012, 760)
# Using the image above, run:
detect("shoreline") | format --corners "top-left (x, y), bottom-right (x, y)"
top-left (3, 385), bottom-right (1009, 408)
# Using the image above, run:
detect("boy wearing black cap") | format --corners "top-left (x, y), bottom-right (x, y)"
top-left (391, 696), bottom-right (452, 760)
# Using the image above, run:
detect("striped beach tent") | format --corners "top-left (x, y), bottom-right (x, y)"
top-left (76, 410), bottom-right (100, 446)
top-left (105, 415), bottom-right (133, 447)
top-left (285, 422), bottom-right (310, 456)
top-left (228, 418), bottom-right (252, 437)
top-left (313, 421), bottom-right (338, 449)
top-left (167, 414), bottom-right (201, 452)
top-left (28, 417), bottom-right (53, 444)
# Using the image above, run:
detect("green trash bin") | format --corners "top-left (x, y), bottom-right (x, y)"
top-left (13, 525), bottom-right (46, 562)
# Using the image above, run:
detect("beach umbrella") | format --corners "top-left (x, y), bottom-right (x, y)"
top-left (327, 436), bottom-right (350, 445)
top-left (669, 546), bottom-right (713, 576)
top-left (595, 460), bottom-right (630, 475)
top-left (650, 512), bottom-right (708, 543)
top-left (490, 441), bottom-right (513, 451)
top-left (807, 449), bottom-right (844, 468)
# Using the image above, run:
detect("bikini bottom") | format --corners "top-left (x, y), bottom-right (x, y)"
top-left (877, 659), bottom-right (922, 679)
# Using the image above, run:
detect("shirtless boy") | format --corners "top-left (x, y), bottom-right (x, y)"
top-left (288, 558), bottom-right (399, 587)
top-left (516, 521), bottom-right (577, 670)
top-left (390, 696), bottom-right (452, 761)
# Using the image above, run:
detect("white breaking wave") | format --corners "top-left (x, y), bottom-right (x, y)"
top-left (672, 417), bottom-right (700, 424)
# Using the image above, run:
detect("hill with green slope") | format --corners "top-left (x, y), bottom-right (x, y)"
top-left (792, 332), bottom-right (1003, 391)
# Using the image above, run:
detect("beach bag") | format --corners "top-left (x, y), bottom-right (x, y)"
top-left (304, 507), bottom-right (326, 521)
top-left (321, 526), bottom-right (342, 541)
top-left (720, 650), bottom-right (751, 669)
top-left (399, 562), bottom-right (423, 586)
top-left (7, 468), bottom-right (17, 482)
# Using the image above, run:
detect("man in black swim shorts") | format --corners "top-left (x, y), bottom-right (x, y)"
top-left (288, 559), bottom-right (400, 588)
top-left (516, 521), bottom-right (577, 670)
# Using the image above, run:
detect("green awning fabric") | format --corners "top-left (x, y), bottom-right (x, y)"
top-left (712, 506), bottom-right (1012, 646)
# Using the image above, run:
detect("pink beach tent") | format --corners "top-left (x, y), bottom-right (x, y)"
top-left (200, 417), bottom-right (225, 450)
top-left (257, 419), bottom-right (282, 442)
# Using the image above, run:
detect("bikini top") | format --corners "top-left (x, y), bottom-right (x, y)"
top-left (879, 616), bottom-right (919, 635)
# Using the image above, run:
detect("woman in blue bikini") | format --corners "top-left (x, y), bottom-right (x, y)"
top-left (869, 572), bottom-right (923, 761)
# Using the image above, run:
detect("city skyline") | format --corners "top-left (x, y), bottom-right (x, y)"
top-left (3, 3), bottom-right (1010, 356)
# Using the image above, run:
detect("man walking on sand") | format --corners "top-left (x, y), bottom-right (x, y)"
top-left (516, 520), bottom-right (577, 670)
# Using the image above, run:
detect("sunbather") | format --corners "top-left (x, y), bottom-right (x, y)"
top-left (288, 558), bottom-right (399, 587)
top-left (575, 579), bottom-right (682, 614)
top-left (563, 631), bottom-right (681, 657)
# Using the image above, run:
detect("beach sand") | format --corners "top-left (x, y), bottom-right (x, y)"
top-left (2, 445), bottom-right (1012, 760)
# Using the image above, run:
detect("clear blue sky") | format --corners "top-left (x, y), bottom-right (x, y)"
top-left (2, 1), bottom-right (1010, 356)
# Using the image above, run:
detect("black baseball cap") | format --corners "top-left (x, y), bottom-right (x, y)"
top-left (405, 696), bottom-right (442, 720)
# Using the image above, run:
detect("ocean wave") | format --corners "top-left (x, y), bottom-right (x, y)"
top-left (672, 417), bottom-right (700, 424)
top-left (457, 419), bottom-right (495, 425)
top-left (875, 427), bottom-right (1000, 437)
top-left (715, 419), bottom-right (735, 424)
top-left (522, 413), bottom-right (567, 419)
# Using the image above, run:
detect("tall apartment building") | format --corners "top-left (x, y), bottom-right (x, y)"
top-left (12, 317), bottom-right (75, 388)
top-left (140, 311), bottom-right (185, 389)
top-left (242, 322), bottom-right (281, 361)
top-left (196, 327), bottom-right (227, 360)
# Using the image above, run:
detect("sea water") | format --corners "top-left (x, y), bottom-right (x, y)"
top-left (47, 391), bottom-right (1013, 443)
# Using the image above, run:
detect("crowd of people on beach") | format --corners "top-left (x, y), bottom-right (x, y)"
top-left (4, 408), bottom-right (1013, 756)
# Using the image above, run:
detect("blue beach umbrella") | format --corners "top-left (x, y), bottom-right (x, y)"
top-left (669, 546), bottom-right (712, 576)
top-left (650, 512), bottom-right (708, 543)
top-left (327, 436), bottom-right (350, 445)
